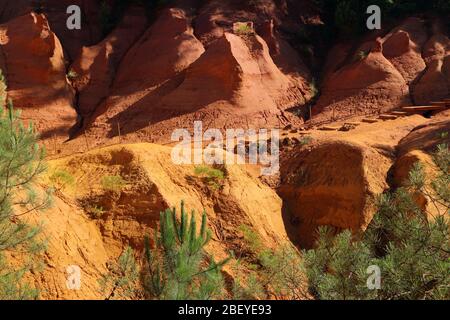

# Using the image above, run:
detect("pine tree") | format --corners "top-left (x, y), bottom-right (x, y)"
top-left (303, 144), bottom-right (450, 300)
top-left (143, 201), bottom-right (229, 300)
top-left (0, 70), bottom-right (51, 299)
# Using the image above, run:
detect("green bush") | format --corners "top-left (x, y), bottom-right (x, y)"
top-left (194, 165), bottom-right (225, 190)
top-left (299, 136), bottom-right (314, 146)
top-left (235, 24), bottom-right (253, 35)
top-left (66, 69), bottom-right (78, 81)
top-left (101, 175), bottom-right (126, 193)
top-left (357, 50), bottom-right (369, 61)
top-left (86, 205), bottom-right (105, 219)
top-left (49, 169), bottom-right (75, 191)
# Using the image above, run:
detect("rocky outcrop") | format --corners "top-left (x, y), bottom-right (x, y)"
top-left (397, 116), bottom-right (450, 156)
top-left (382, 29), bottom-right (426, 84)
top-left (312, 17), bottom-right (450, 123)
top-left (0, 13), bottom-right (76, 138)
top-left (391, 150), bottom-right (444, 220)
top-left (413, 31), bottom-right (450, 104)
top-left (83, 7), bottom-right (310, 143)
top-left (312, 49), bottom-right (410, 123)
top-left (278, 140), bottom-right (389, 248)
top-left (382, 18), bottom-right (428, 85)
top-left (161, 32), bottom-right (304, 112)
top-left (70, 7), bottom-right (148, 117)
top-left (80, 8), bottom-right (205, 139)
top-left (33, 143), bottom-right (289, 298)
top-left (392, 118), bottom-right (450, 220)
top-left (278, 115), bottom-right (429, 248)
top-left (26, 191), bottom-right (109, 300)
top-left (112, 8), bottom-right (205, 94)
top-left (0, 1), bottom-right (103, 60)
top-left (194, 0), bottom-right (311, 99)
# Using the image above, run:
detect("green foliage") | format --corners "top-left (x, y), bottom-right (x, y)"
top-left (100, 246), bottom-right (140, 300)
top-left (0, 70), bottom-right (6, 108)
top-left (101, 175), bottom-right (126, 193)
top-left (431, 144), bottom-right (450, 213)
top-left (142, 201), bottom-right (229, 300)
top-left (86, 205), bottom-right (105, 219)
top-left (232, 263), bottom-right (266, 300)
top-left (49, 169), bottom-right (75, 192)
top-left (303, 227), bottom-right (374, 299)
top-left (437, 131), bottom-right (449, 140)
top-left (194, 165), bottom-right (225, 190)
top-left (234, 225), bottom-right (308, 300)
top-left (299, 136), bottom-right (314, 146)
top-left (334, 0), bottom-right (362, 36)
top-left (235, 24), bottom-right (253, 35)
top-left (357, 50), bottom-right (369, 61)
top-left (66, 69), bottom-right (78, 81)
top-left (304, 144), bottom-right (450, 300)
top-left (0, 71), bottom-right (51, 299)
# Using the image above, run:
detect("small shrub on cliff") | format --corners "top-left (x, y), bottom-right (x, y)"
top-left (0, 74), bottom-right (51, 299)
top-left (309, 79), bottom-right (319, 99)
top-left (235, 23), bottom-right (254, 35)
top-left (66, 69), bottom-right (78, 81)
top-left (101, 175), bottom-right (126, 193)
top-left (299, 136), bottom-right (314, 146)
top-left (194, 165), bottom-right (225, 190)
top-left (49, 169), bottom-right (75, 192)
top-left (357, 50), bottom-right (369, 61)
top-left (86, 205), bottom-right (105, 219)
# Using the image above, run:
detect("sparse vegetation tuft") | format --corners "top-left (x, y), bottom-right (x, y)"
top-left (49, 169), bottom-right (75, 192)
top-left (357, 50), bottom-right (369, 60)
top-left (86, 205), bottom-right (105, 219)
top-left (194, 165), bottom-right (225, 190)
top-left (66, 69), bottom-right (78, 81)
top-left (101, 175), bottom-right (126, 193)
top-left (299, 136), bottom-right (313, 146)
top-left (235, 23), bottom-right (254, 35)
